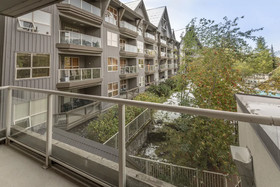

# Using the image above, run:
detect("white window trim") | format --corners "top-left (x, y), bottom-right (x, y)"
top-left (139, 76), bottom-right (145, 87)
top-left (108, 82), bottom-right (119, 97)
top-left (138, 59), bottom-right (144, 69)
top-left (17, 10), bottom-right (52, 36)
top-left (107, 31), bottom-right (118, 47)
top-left (107, 57), bottom-right (119, 72)
top-left (15, 52), bottom-right (51, 80)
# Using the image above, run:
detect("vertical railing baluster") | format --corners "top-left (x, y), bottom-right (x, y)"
top-left (118, 104), bottom-right (126, 187)
top-left (44, 94), bottom-right (53, 168)
top-left (5, 87), bottom-right (12, 145)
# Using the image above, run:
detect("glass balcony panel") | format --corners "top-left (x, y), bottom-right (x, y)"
top-left (60, 30), bottom-right (101, 48)
top-left (120, 21), bottom-right (137, 32)
top-left (63, 0), bottom-right (101, 17)
top-left (11, 89), bottom-right (48, 154)
top-left (120, 44), bottom-right (137, 53)
top-left (120, 66), bottom-right (138, 75)
top-left (145, 32), bottom-right (156, 40)
top-left (59, 68), bottom-right (101, 82)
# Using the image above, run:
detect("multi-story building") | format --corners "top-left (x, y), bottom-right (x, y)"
top-left (0, 0), bottom-right (180, 113)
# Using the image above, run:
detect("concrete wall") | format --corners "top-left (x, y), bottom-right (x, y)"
top-left (237, 104), bottom-right (280, 187)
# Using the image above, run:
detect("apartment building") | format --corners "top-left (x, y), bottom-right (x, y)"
top-left (0, 0), bottom-right (180, 115)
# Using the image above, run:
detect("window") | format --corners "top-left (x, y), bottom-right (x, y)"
top-left (139, 76), bottom-right (145, 87)
top-left (108, 57), bottom-right (118, 71)
top-left (120, 58), bottom-right (127, 68)
top-left (120, 80), bottom-right (127, 91)
top-left (63, 57), bottom-right (79, 69)
top-left (105, 6), bottom-right (118, 25)
top-left (18, 10), bottom-right (51, 35)
top-left (107, 31), bottom-right (118, 47)
top-left (16, 53), bottom-right (50, 79)
top-left (108, 82), bottom-right (119, 97)
top-left (138, 59), bottom-right (144, 69)
top-left (137, 41), bottom-right (144, 53)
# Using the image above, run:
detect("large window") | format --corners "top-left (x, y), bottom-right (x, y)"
top-left (139, 76), bottom-right (145, 87)
top-left (137, 41), bottom-right (144, 53)
top-left (120, 58), bottom-right (127, 68)
top-left (108, 82), bottom-right (119, 97)
top-left (16, 53), bottom-right (50, 79)
top-left (120, 80), bottom-right (127, 91)
top-left (18, 10), bottom-right (51, 35)
top-left (108, 57), bottom-right (118, 72)
top-left (105, 6), bottom-right (118, 25)
top-left (138, 59), bottom-right (144, 69)
top-left (107, 31), bottom-right (118, 47)
top-left (63, 57), bottom-right (79, 69)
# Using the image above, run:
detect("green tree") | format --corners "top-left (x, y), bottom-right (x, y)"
top-left (169, 17), bottom-right (262, 173)
top-left (271, 45), bottom-right (278, 69)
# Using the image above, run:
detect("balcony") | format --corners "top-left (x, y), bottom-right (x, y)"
top-left (168, 64), bottom-right (174, 70)
top-left (120, 87), bottom-right (139, 100)
top-left (56, 68), bottom-right (102, 90)
top-left (160, 39), bottom-right (167, 46)
top-left (119, 66), bottom-right (138, 79)
top-left (119, 21), bottom-right (138, 38)
top-left (160, 51), bottom-right (167, 59)
top-left (174, 63), bottom-right (178, 69)
top-left (144, 32), bottom-right (156, 44)
top-left (57, 0), bottom-right (102, 25)
top-left (168, 43), bottom-right (173, 49)
top-left (0, 86), bottom-right (278, 186)
top-left (145, 65), bottom-right (155, 74)
top-left (57, 30), bottom-right (102, 54)
top-left (144, 49), bottom-right (156, 58)
top-left (159, 64), bottom-right (168, 71)
top-left (120, 44), bottom-right (138, 57)
top-left (167, 53), bottom-right (173, 59)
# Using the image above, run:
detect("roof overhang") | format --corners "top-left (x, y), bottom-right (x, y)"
top-left (0, 0), bottom-right (63, 17)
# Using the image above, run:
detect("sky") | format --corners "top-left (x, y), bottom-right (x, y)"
top-left (121, 0), bottom-right (280, 54)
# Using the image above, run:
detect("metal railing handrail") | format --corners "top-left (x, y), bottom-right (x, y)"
top-left (103, 108), bottom-right (150, 145)
top-left (55, 101), bottom-right (101, 115)
top-left (6, 86), bottom-right (280, 126)
top-left (128, 155), bottom-right (228, 176)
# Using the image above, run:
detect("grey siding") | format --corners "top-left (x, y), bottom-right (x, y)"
top-left (1, 5), bottom-right (59, 90)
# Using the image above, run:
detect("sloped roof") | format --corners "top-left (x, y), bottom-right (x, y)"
top-left (147, 6), bottom-right (165, 27)
top-left (125, 0), bottom-right (141, 10)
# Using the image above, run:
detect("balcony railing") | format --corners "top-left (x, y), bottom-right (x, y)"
top-left (120, 21), bottom-right (137, 32)
top-left (145, 32), bottom-right (156, 40)
top-left (168, 43), bottom-right (173, 48)
top-left (120, 66), bottom-right (138, 75)
top-left (0, 86), bottom-right (277, 186)
top-left (168, 64), bottom-right (174, 69)
top-left (145, 65), bottom-right (155, 73)
top-left (160, 39), bottom-right (167, 45)
top-left (161, 52), bottom-right (166, 57)
top-left (62, 0), bottom-right (101, 16)
top-left (120, 44), bottom-right (137, 53)
top-left (167, 53), bottom-right (173, 58)
top-left (175, 64), bottom-right (178, 68)
top-left (160, 64), bottom-right (167, 70)
top-left (58, 68), bottom-right (101, 82)
top-left (59, 30), bottom-right (101, 48)
top-left (145, 49), bottom-right (156, 56)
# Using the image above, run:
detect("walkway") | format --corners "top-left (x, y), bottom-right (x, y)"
top-left (0, 145), bottom-right (79, 187)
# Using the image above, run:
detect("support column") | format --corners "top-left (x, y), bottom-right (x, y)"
top-left (44, 94), bottom-right (53, 168)
top-left (5, 88), bottom-right (12, 145)
top-left (118, 104), bottom-right (126, 187)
